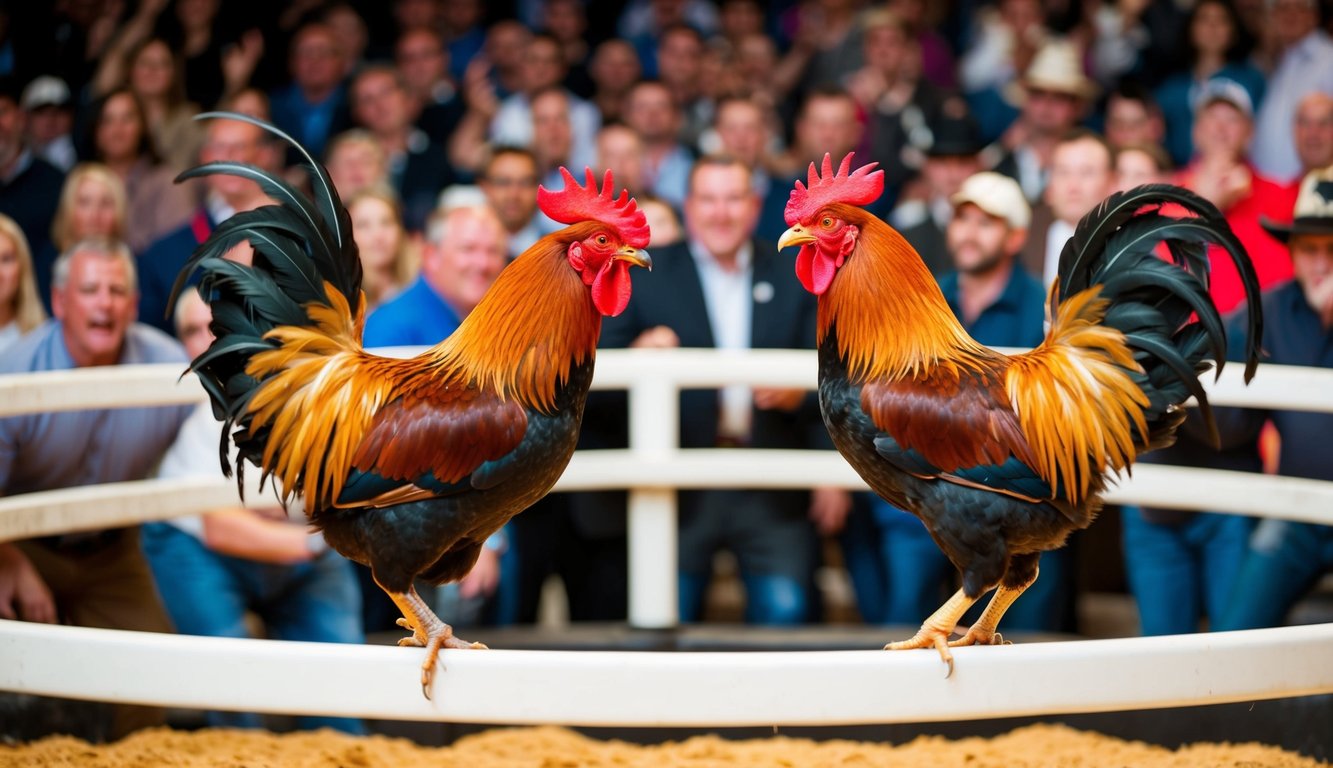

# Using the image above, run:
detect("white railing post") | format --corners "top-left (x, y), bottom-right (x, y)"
top-left (626, 370), bottom-right (679, 629)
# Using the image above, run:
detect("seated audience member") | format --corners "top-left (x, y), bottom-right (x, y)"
top-left (0, 78), bottom-right (64, 314)
top-left (889, 112), bottom-right (985, 275)
top-left (1019, 129), bottom-right (1116, 289)
top-left (478, 146), bottom-right (549, 259)
top-left (347, 185), bottom-right (417, 309)
top-left (269, 23), bottom-right (354, 165)
top-left (325, 129), bottom-right (390, 200)
top-left (21, 76), bottom-right (76, 172)
top-left (141, 288), bottom-right (364, 734)
top-left (0, 214), bottom-right (46, 353)
top-left (349, 64), bottom-right (455, 233)
top-left (0, 239), bottom-right (193, 739)
top-left (137, 116), bottom-right (273, 337)
top-left (1113, 143), bottom-right (1173, 191)
top-left (87, 88), bottom-right (196, 255)
top-left (622, 79), bottom-right (694, 210)
top-left (42, 165), bottom-right (130, 318)
top-left (1293, 92), bottom-right (1333, 179)
top-left (1215, 167), bottom-right (1333, 631)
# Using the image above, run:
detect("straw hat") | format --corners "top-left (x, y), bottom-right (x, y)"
top-left (1261, 165), bottom-right (1333, 241)
top-left (1017, 39), bottom-right (1099, 101)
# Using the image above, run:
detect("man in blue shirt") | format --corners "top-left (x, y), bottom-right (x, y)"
top-left (362, 204), bottom-right (506, 348)
top-left (857, 172), bottom-right (1073, 632)
top-left (1215, 165), bottom-right (1333, 629)
top-left (0, 239), bottom-right (193, 739)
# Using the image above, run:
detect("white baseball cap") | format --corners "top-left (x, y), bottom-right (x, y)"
top-left (951, 172), bottom-right (1032, 230)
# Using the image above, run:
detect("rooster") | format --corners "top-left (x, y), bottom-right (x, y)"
top-left (778, 154), bottom-right (1261, 673)
top-left (171, 113), bottom-right (651, 697)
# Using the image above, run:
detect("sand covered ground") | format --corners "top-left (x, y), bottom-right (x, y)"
top-left (2, 723), bottom-right (1325, 768)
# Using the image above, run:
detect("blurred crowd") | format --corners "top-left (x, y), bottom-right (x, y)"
top-left (1, 0), bottom-right (1332, 739)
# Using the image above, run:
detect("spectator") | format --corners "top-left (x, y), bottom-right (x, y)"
top-left (529, 87), bottom-right (586, 193)
top-left (623, 79), bottom-right (694, 210)
top-left (991, 40), bottom-right (1098, 204)
top-left (640, 195), bottom-right (684, 247)
top-left (1020, 129), bottom-right (1116, 288)
top-left (363, 205), bottom-right (506, 348)
top-left (591, 156), bottom-right (844, 625)
top-left (1293, 92), bottom-right (1333, 178)
top-left (1175, 79), bottom-right (1298, 312)
top-left (123, 37), bottom-right (204, 175)
top-left (480, 20), bottom-right (531, 99)
top-left (958, 0), bottom-right (1048, 98)
top-left (489, 33), bottom-right (600, 173)
top-left (348, 64), bottom-right (454, 233)
top-left (618, 0), bottom-right (719, 78)
top-left (137, 116), bottom-right (273, 337)
top-left (442, 0), bottom-right (487, 85)
top-left (20, 76), bottom-right (76, 172)
top-left (321, 2), bottom-right (369, 71)
top-left (478, 146), bottom-right (548, 259)
top-left (849, 10), bottom-right (961, 210)
top-left (347, 185), bottom-right (417, 309)
top-left (595, 124), bottom-right (648, 197)
top-left (1249, 0), bottom-right (1333, 182)
top-left (1123, 86), bottom-right (1296, 638)
top-left (655, 24), bottom-right (710, 148)
top-left (140, 287), bottom-right (365, 734)
top-left (1103, 81), bottom-right (1166, 151)
top-left (707, 96), bottom-right (789, 242)
top-left (542, 0), bottom-right (594, 98)
top-left (87, 88), bottom-right (195, 255)
top-left (0, 238), bottom-right (192, 739)
top-left (587, 38), bottom-right (642, 124)
top-left (269, 23), bottom-right (353, 164)
top-left (324, 129), bottom-right (390, 200)
top-left (732, 33), bottom-right (783, 111)
top-left (1154, 0), bottom-right (1265, 167)
top-left (0, 77), bottom-right (64, 312)
top-left (0, 214), bottom-right (46, 353)
top-left (887, 0), bottom-right (957, 89)
top-left (1113, 142), bottom-right (1174, 191)
top-left (1214, 166), bottom-right (1333, 630)
top-left (889, 112), bottom-right (985, 275)
top-left (780, 0), bottom-right (867, 99)
top-left (158, 0), bottom-right (262, 110)
top-left (49, 164), bottom-right (127, 259)
top-left (394, 27), bottom-right (464, 145)
top-left (864, 172), bottom-right (1072, 631)
top-left (773, 87), bottom-right (864, 181)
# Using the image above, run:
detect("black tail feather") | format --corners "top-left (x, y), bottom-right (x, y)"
top-left (1057, 184), bottom-right (1264, 451)
top-left (170, 112), bottom-right (362, 482)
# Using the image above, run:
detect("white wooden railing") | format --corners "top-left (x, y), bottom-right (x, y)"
top-left (1, 349), bottom-right (1332, 725)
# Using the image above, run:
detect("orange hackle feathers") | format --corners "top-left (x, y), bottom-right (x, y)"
top-left (241, 233), bottom-right (603, 511)
top-left (1005, 286), bottom-right (1151, 504)
top-left (819, 205), bottom-right (983, 381)
top-left (785, 153), bottom-right (885, 226)
top-left (538, 168), bottom-right (649, 249)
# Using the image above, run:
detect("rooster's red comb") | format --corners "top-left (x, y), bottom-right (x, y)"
top-left (784, 153), bottom-right (885, 225)
top-left (537, 167), bottom-right (650, 248)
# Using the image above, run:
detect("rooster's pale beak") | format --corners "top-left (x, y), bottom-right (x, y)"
top-left (778, 225), bottom-right (815, 250)
top-left (616, 246), bottom-right (652, 270)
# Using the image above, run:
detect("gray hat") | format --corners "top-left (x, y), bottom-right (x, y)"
top-left (20, 76), bottom-right (70, 111)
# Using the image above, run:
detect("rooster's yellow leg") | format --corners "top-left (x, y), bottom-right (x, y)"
top-left (951, 569), bottom-right (1038, 649)
top-left (387, 586), bottom-right (488, 700)
top-left (884, 588), bottom-right (978, 677)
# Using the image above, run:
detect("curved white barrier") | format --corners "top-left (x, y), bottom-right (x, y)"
top-left (2, 621), bottom-right (1331, 726)
top-left (2, 349), bottom-right (1331, 725)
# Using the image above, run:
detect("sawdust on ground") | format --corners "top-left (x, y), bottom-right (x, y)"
top-left (1, 723), bottom-right (1325, 768)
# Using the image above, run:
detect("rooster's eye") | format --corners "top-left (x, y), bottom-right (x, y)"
top-left (596, 235), bottom-right (608, 245)
top-left (821, 217), bottom-right (833, 228)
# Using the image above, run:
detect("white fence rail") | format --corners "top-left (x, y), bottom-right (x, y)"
top-left (2, 349), bottom-right (1332, 724)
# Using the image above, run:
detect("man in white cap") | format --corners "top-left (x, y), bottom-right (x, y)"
top-left (863, 171), bottom-right (1075, 633)
top-left (1213, 165), bottom-right (1333, 630)
top-left (20, 76), bottom-right (75, 172)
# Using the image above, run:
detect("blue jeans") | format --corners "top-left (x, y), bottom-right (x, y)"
top-left (142, 522), bottom-right (366, 733)
top-left (1121, 506), bottom-right (1255, 635)
top-left (678, 571), bottom-right (809, 625)
top-left (1215, 520), bottom-right (1333, 630)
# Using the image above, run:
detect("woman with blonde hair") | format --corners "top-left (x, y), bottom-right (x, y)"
top-left (0, 214), bottom-right (48, 352)
top-left (346, 185), bottom-right (418, 309)
top-left (29, 164), bottom-right (130, 312)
